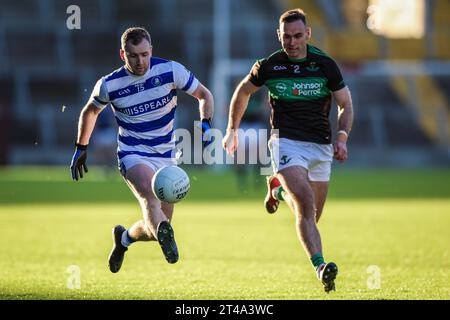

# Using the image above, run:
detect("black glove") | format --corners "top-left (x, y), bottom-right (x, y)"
top-left (201, 118), bottom-right (214, 147)
top-left (70, 143), bottom-right (88, 181)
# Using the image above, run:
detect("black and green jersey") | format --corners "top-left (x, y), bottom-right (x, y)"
top-left (249, 45), bottom-right (346, 144)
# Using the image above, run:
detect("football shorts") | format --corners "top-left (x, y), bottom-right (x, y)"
top-left (118, 154), bottom-right (177, 177)
top-left (268, 136), bottom-right (333, 182)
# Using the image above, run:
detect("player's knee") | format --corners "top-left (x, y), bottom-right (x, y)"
top-left (296, 208), bottom-right (317, 224)
top-left (291, 192), bottom-right (316, 218)
top-left (134, 181), bottom-right (157, 202)
top-left (297, 208), bottom-right (316, 221)
top-left (141, 185), bottom-right (154, 198)
top-left (292, 189), bottom-right (314, 206)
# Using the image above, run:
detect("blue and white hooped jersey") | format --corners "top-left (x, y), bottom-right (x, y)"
top-left (89, 56), bottom-right (199, 160)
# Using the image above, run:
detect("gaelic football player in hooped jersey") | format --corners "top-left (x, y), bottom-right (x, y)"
top-left (70, 27), bottom-right (214, 272)
top-left (223, 9), bottom-right (354, 293)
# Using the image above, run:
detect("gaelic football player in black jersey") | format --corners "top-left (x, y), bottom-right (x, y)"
top-left (223, 8), bottom-right (354, 293)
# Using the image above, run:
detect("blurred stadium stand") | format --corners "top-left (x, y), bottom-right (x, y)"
top-left (0, 0), bottom-right (448, 167)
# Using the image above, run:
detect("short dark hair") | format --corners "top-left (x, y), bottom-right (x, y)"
top-left (121, 27), bottom-right (151, 49)
top-left (279, 8), bottom-right (307, 26)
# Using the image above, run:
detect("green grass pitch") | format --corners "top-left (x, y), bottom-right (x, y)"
top-left (0, 167), bottom-right (449, 299)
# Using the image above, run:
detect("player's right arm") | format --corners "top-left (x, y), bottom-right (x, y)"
top-left (222, 76), bottom-right (260, 155)
top-left (71, 78), bottom-right (109, 180)
top-left (70, 102), bottom-right (103, 181)
top-left (76, 102), bottom-right (103, 145)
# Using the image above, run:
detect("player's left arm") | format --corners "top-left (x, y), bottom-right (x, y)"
top-left (173, 60), bottom-right (214, 146)
top-left (189, 83), bottom-right (215, 146)
top-left (332, 86), bottom-right (354, 162)
top-left (190, 83), bottom-right (214, 121)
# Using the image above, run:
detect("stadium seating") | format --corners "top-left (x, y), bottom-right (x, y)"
top-left (0, 0), bottom-right (448, 165)
top-left (435, 76), bottom-right (450, 103)
top-left (324, 30), bottom-right (380, 62)
top-left (391, 74), bottom-right (449, 147)
top-left (432, 31), bottom-right (450, 60)
top-left (70, 32), bottom-right (120, 68)
top-left (349, 74), bottom-right (435, 147)
top-left (288, 0), bottom-right (328, 27)
top-left (0, 77), bottom-right (14, 108)
top-left (53, 0), bottom-right (104, 26)
top-left (433, 0), bottom-right (450, 29)
top-left (28, 76), bottom-right (80, 107)
top-left (0, 0), bottom-right (38, 25)
top-left (5, 30), bottom-right (58, 68)
top-left (387, 38), bottom-right (427, 60)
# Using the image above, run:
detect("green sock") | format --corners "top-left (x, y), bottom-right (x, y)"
top-left (276, 187), bottom-right (285, 201)
top-left (310, 253), bottom-right (325, 269)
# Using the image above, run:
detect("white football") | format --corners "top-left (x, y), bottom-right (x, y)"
top-left (151, 166), bottom-right (190, 203)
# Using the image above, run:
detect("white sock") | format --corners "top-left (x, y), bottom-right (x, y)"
top-left (272, 186), bottom-right (281, 200)
top-left (316, 263), bottom-right (327, 274)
